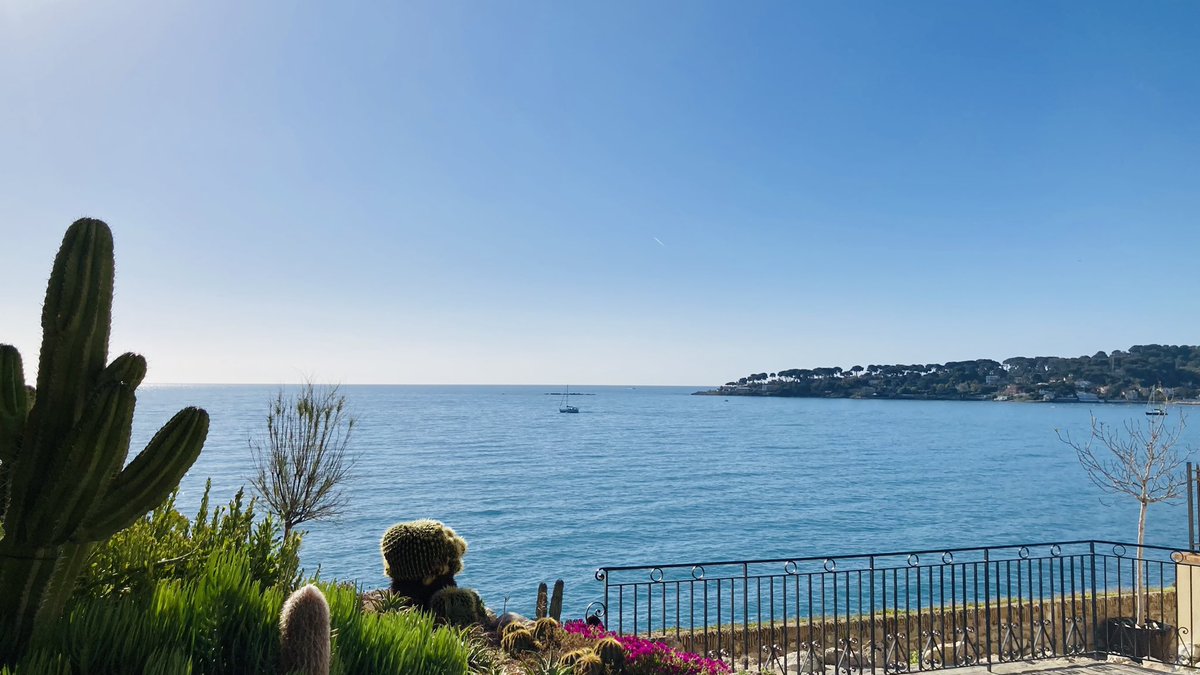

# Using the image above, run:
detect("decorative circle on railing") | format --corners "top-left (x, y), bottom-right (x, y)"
top-left (1018, 546), bottom-right (1030, 559)
top-left (649, 567), bottom-right (664, 583)
top-left (691, 565), bottom-right (705, 580)
top-left (823, 558), bottom-right (837, 572)
top-left (784, 560), bottom-right (798, 575)
top-left (1113, 544), bottom-right (1127, 558)
top-left (584, 601), bottom-right (606, 621)
top-left (595, 569), bottom-right (607, 582)
top-left (1050, 544), bottom-right (1062, 557)
top-left (1172, 550), bottom-right (1186, 563)
top-left (907, 554), bottom-right (920, 567)
top-left (942, 551), bottom-right (954, 564)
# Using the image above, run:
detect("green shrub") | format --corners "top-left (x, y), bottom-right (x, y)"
top-left (324, 583), bottom-right (470, 674)
top-left (76, 481), bottom-right (302, 600)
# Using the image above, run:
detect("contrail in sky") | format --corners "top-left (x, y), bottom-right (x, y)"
top-left (653, 237), bottom-right (665, 247)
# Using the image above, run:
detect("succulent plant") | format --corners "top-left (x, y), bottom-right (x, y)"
top-left (280, 584), bottom-right (331, 675)
top-left (500, 627), bottom-right (538, 655)
top-left (429, 586), bottom-right (487, 628)
top-left (0, 219), bottom-right (209, 661)
top-left (594, 636), bottom-right (626, 671)
top-left (379, 519), bottom-right (467, 608)
top-left (531, 617), bottom-right (562, 646)
top-left (559, 648), bottom-right (593, 668)
top-left (572, 652), bottom-right (605, 675)
top-left (535, 579), bottom-right (564, 621)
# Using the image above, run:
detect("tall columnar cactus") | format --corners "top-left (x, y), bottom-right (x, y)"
top-left (549, 578), bottom-right (564, 622)
top-left (379, 519), bottom-right (466, 608)
top-left (280, 585), bottom-right (332, 675)
top-left (0, 219), bottom-right (209, 662)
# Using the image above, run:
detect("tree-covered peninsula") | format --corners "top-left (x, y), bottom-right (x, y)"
top-left (699, 344), bottom-right (1200, 402)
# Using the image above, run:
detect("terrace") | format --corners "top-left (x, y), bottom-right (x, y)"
top-left (591, 541), bottom-right (1200, 675)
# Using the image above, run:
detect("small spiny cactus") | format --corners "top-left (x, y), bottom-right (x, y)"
top-left (536, 582), bottom-right (548, 618)
top-left (500, 627), bottom-right (538, 655)
top-left (279, 585), bottom-right (331, 675)
top-left (429, 586), bottom-right (487, 628)
top-left (531, 616), bottom-right (561, 646)
top-left (560, 648), bottom-right (593, 668)
top-left (573, 652), bottom-right (605, 675)
top-left (594, 636), bottom-right (626, 671)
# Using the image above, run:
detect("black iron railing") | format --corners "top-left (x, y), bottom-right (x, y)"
top-left (591, 541), bottom-right (1200, 673)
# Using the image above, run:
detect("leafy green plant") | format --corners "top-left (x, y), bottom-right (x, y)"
top-left (77, 481), bottom-right (302, 600)
top-left (324, 582), bottom-right (470, 674)
top-left (0, 218), bottom-right (209, 662)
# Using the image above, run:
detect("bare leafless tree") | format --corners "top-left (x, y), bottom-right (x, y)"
top-left (1056, 410), bottom-right (1190, 625)
top-left (249, 383), bottom-right (357, 538)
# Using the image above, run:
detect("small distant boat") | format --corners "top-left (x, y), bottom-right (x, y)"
top-left (1146, 386), bottom-right (1168, 416)
top-left (559, 385), bottom-right (579, 414)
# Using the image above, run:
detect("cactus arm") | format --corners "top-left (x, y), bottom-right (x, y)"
top-left (0, 345), bottom-right (27, 465)
top-left (33, 541), bottom-right (94, 629)
top-left (4, 384), bottom-right (134, 543)
top-left (26, 220), bottom-right (114, 456)
top-left (76, 407), bottom-right (208, 540)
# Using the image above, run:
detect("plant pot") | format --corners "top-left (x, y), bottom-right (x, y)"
top-left (1095, 618), bottom-right (1173, 661)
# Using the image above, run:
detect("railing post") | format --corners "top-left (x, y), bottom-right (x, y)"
top-left (1190, 462), bottom-right (1195, 552)
top-left (734, 559), bottom-right (744, 667)
top-left (984, 547), bottom-right (992, 672)
top-left (1089, 542), bottom-right (1100, 660)
top-left (870, 555), bottom-right (877, 675)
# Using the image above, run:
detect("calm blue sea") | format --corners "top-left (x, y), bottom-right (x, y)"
top-left (130, 385), bottom-right (1200, 619)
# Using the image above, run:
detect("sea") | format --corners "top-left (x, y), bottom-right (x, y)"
top-left (130, 385), bottom-right (1200, 620)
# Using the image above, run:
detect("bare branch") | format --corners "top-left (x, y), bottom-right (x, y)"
top-left (248, 382), bottom-right (358, 537)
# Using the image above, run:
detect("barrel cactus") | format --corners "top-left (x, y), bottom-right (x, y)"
top-left (531, 617), bottom-right (561, 646)
top-left (500, 627), bottom-right (538, 655)
top-left (280, 585), bottom-right (331, 675)
top-left (0, 219), bottom-right (209, 662)
top-left (573, 652), bottom-right (605, 675)
top-left (429, 586), bottom-right (487, 628)
top-left (594, 636), bottom-right (626, 671)
top-left (379, 519), bottom-right (467, 608)
top-left (559, 648), bottom-right (593, 669)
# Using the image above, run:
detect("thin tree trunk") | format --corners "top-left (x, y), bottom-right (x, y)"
top-left (1136, 499), bottom-right (1147, 626)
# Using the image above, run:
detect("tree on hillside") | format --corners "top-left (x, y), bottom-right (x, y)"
top-left (1056, 411), bottom-right (1191, 626)
top-left (249, 383), bottom-right (358, 538)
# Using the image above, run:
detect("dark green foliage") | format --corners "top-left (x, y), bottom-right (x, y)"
top-left (594, 637), bottom-right (626, 671)
top-left (728, 344), bottom-right (1200, 401)
top-left (5, 551), bottom-right (470, 675)
top-left (500, 628), bottom-right (537, 655)
top-left (429, 587), bottom-right (487, 628)
top-left (0, 219), bottom-right (209, 661)
top-left (76, 481), bottom-right (302, 600)
top-left (380, 520), bottom-right (467, 608)
top-left (323, 582), bottom-right (470, 674)
top-left (11, 550), bottom-right (282, 675)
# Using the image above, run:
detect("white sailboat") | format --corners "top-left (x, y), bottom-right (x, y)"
top-left (559, 385), bottom-right (579, 413)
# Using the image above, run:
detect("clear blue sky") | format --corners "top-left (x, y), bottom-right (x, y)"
top-left (1, 1), bottom-right (1197, 385)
